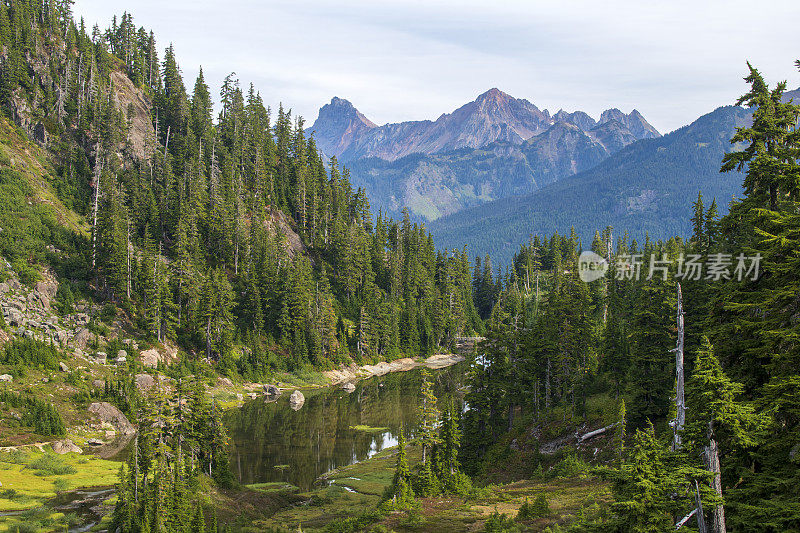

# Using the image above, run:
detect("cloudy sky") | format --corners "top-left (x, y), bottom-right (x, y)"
top-left (73, 0), bottom-right (800, 134)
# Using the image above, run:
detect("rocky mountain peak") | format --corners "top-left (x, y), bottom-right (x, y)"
top-left (599, 108), bottom-right (660, 140)
top-left (307, 97), bottom-right (376, 156)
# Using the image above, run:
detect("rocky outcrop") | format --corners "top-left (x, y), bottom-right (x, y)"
top-left (289, 390), bottom-right (305, 410)
top-left (0, 374), bottom-right (12, 382)
top-left (111, 70), bottom-right (154, 161)
top-left (88, 402), bottom-right (135, 435)
top-left (342, 382), bottom-right (356, 393)
top-left (52, 439), bottom-right (82, 454)
top-left (139, 344), bottom-right (178, 368)
top-left (264, 384), bottom-right (281, 397)
top-left (135, 373), bottom-right (155, 392)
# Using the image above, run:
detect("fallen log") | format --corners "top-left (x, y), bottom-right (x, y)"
top-left (577, 422), bottom-right (619, 443)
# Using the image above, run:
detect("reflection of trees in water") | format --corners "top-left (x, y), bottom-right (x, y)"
top-left (224, 364), bottom-right (466, 489)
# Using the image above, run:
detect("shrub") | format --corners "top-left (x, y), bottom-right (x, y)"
top-left (11, 257), bottom-right (40, 287)
top-left (99, 303), bottom-right (117, 323)
top-left (25, 453), bottom-right (76, 476)
top-left (517, 494), bottom-right (550, 521)
top-left (54, 280), bottom-right (75, 315)
top-left (547, 453), bottom-right (589, 479)
top-left (484, 509), bottom-right (520, 532)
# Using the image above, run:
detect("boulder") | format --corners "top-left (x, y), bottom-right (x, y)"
top-left (73, 313), bottom-right (90, 326)
top-left (55, 330), bottom-right (70, 344)
top-left (6, 308), bottom-right (23, 327)
top-left (115, 356), bottom-right (126, 365)
top-left (52, 439), bottom-right (82, 455)
top-left (92, 379), bottom-right (105, 389)
top-left (94, 352), bottom-right (107, 363)
top-left (264, 384), bottom-right (281, 397)
top-left (32, 278), bottom-right (57, 310)
top-left (117, 350), bottom-right (127, 359)
top-left (135, 373), bottom-right (155, 392)
top-left (70, 328), bottom-right (96, 351)
top-left (0, 374), bottom-right (12, 382)
top-left (87, 438), bottom-right (103, 446)
top-left (217, 377), bottom-right (233, 387)
top-left (88, 402), bottom-right (135, 434)
top-left (289, 390), bottom-right (305, 411)
top-left (59, 361), bottom-right (69, 372)
top-left (140, 348), bottom-right (159, 368)
top-left (342, 382), bottom-right (356, 393)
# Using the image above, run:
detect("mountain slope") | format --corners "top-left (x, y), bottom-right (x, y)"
top-left (348, 118), bottom-right (639, 220)
top-left (428, 105), bottom-right (752, 263)
top-left (310, 89), bottom-right (662, 221)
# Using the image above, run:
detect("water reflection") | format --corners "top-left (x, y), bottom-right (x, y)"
top-left (224, 363), bottom-right (466, 490)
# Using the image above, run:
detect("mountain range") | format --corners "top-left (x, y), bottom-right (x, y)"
top-left (426, 87), bottom-right (800, 263)
top-left (306, 89), bottom-right (660, 220)
top-left (307, 87), bottom-right (799, 264)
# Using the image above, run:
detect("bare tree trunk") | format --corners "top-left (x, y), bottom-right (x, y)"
top-left (705, 426), bottom-right (726, 533)
top-left (91, 146), bottom-right (102, 269)
top-left (695, 479), bottom-right (708, 533)
top-left (672, 282), bottom-right (685, 451)
top-left (545, 357), bottom-right (551, 410)
top-left (126, 216), bottom-right (131, 299)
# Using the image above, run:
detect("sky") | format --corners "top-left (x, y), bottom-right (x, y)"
top-left (73, 0), bottom-right (800, 134)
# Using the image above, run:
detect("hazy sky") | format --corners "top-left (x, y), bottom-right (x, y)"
top-left (73, 0), bottom-right (800, 134)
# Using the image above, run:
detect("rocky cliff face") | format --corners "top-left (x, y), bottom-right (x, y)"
top-left (598, 108), bottom-right (660, 140)
top-left (307, 97), bottom-right (376, 158)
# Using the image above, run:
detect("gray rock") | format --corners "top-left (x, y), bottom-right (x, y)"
top-left (135, 373), bottom-right (155, 392)
top-left (117, 350), bottom-right (127, 359)
top-left (70, 328), bottom-right (96, 351)
top-left (59, 361), bottom-right (69, 372)
top-left (92, 379), bottom-right (105, 389)
top-left (342, 382), bottom-right (356, 393)
top-left (52, 439), bottom-right (82, 454)
top-left (88, 402), bottom-right (135, 434)
top-left (115, 356), bottom-right (126, 365)
top-left (289, 390), bottom-right (305, 411)
top-left (7, 309), bottom-right (23, 326)
top-left (0, 374), bottom-right (12, 382)
top-left (55, 330), bottom-right (69, 344)
top-left (87, 438), bottom-right (103, 446)
top-left (74, 312), bottom-right (90, 325)
top-left (264, 384), bottom-right (281, 397)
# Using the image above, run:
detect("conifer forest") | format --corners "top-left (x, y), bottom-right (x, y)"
top-left (0, 1), bottom-right (798, 532)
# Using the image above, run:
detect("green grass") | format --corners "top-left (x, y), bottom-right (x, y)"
top-left (348, 425), bottom-right (389, 433)
top-left (0, 450), bottom-right (119, 512)
top-left (245, 482), bottom-right (300, 494)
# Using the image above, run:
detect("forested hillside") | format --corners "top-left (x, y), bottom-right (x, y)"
top-left (0, 4), bottom-right (482, 377)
